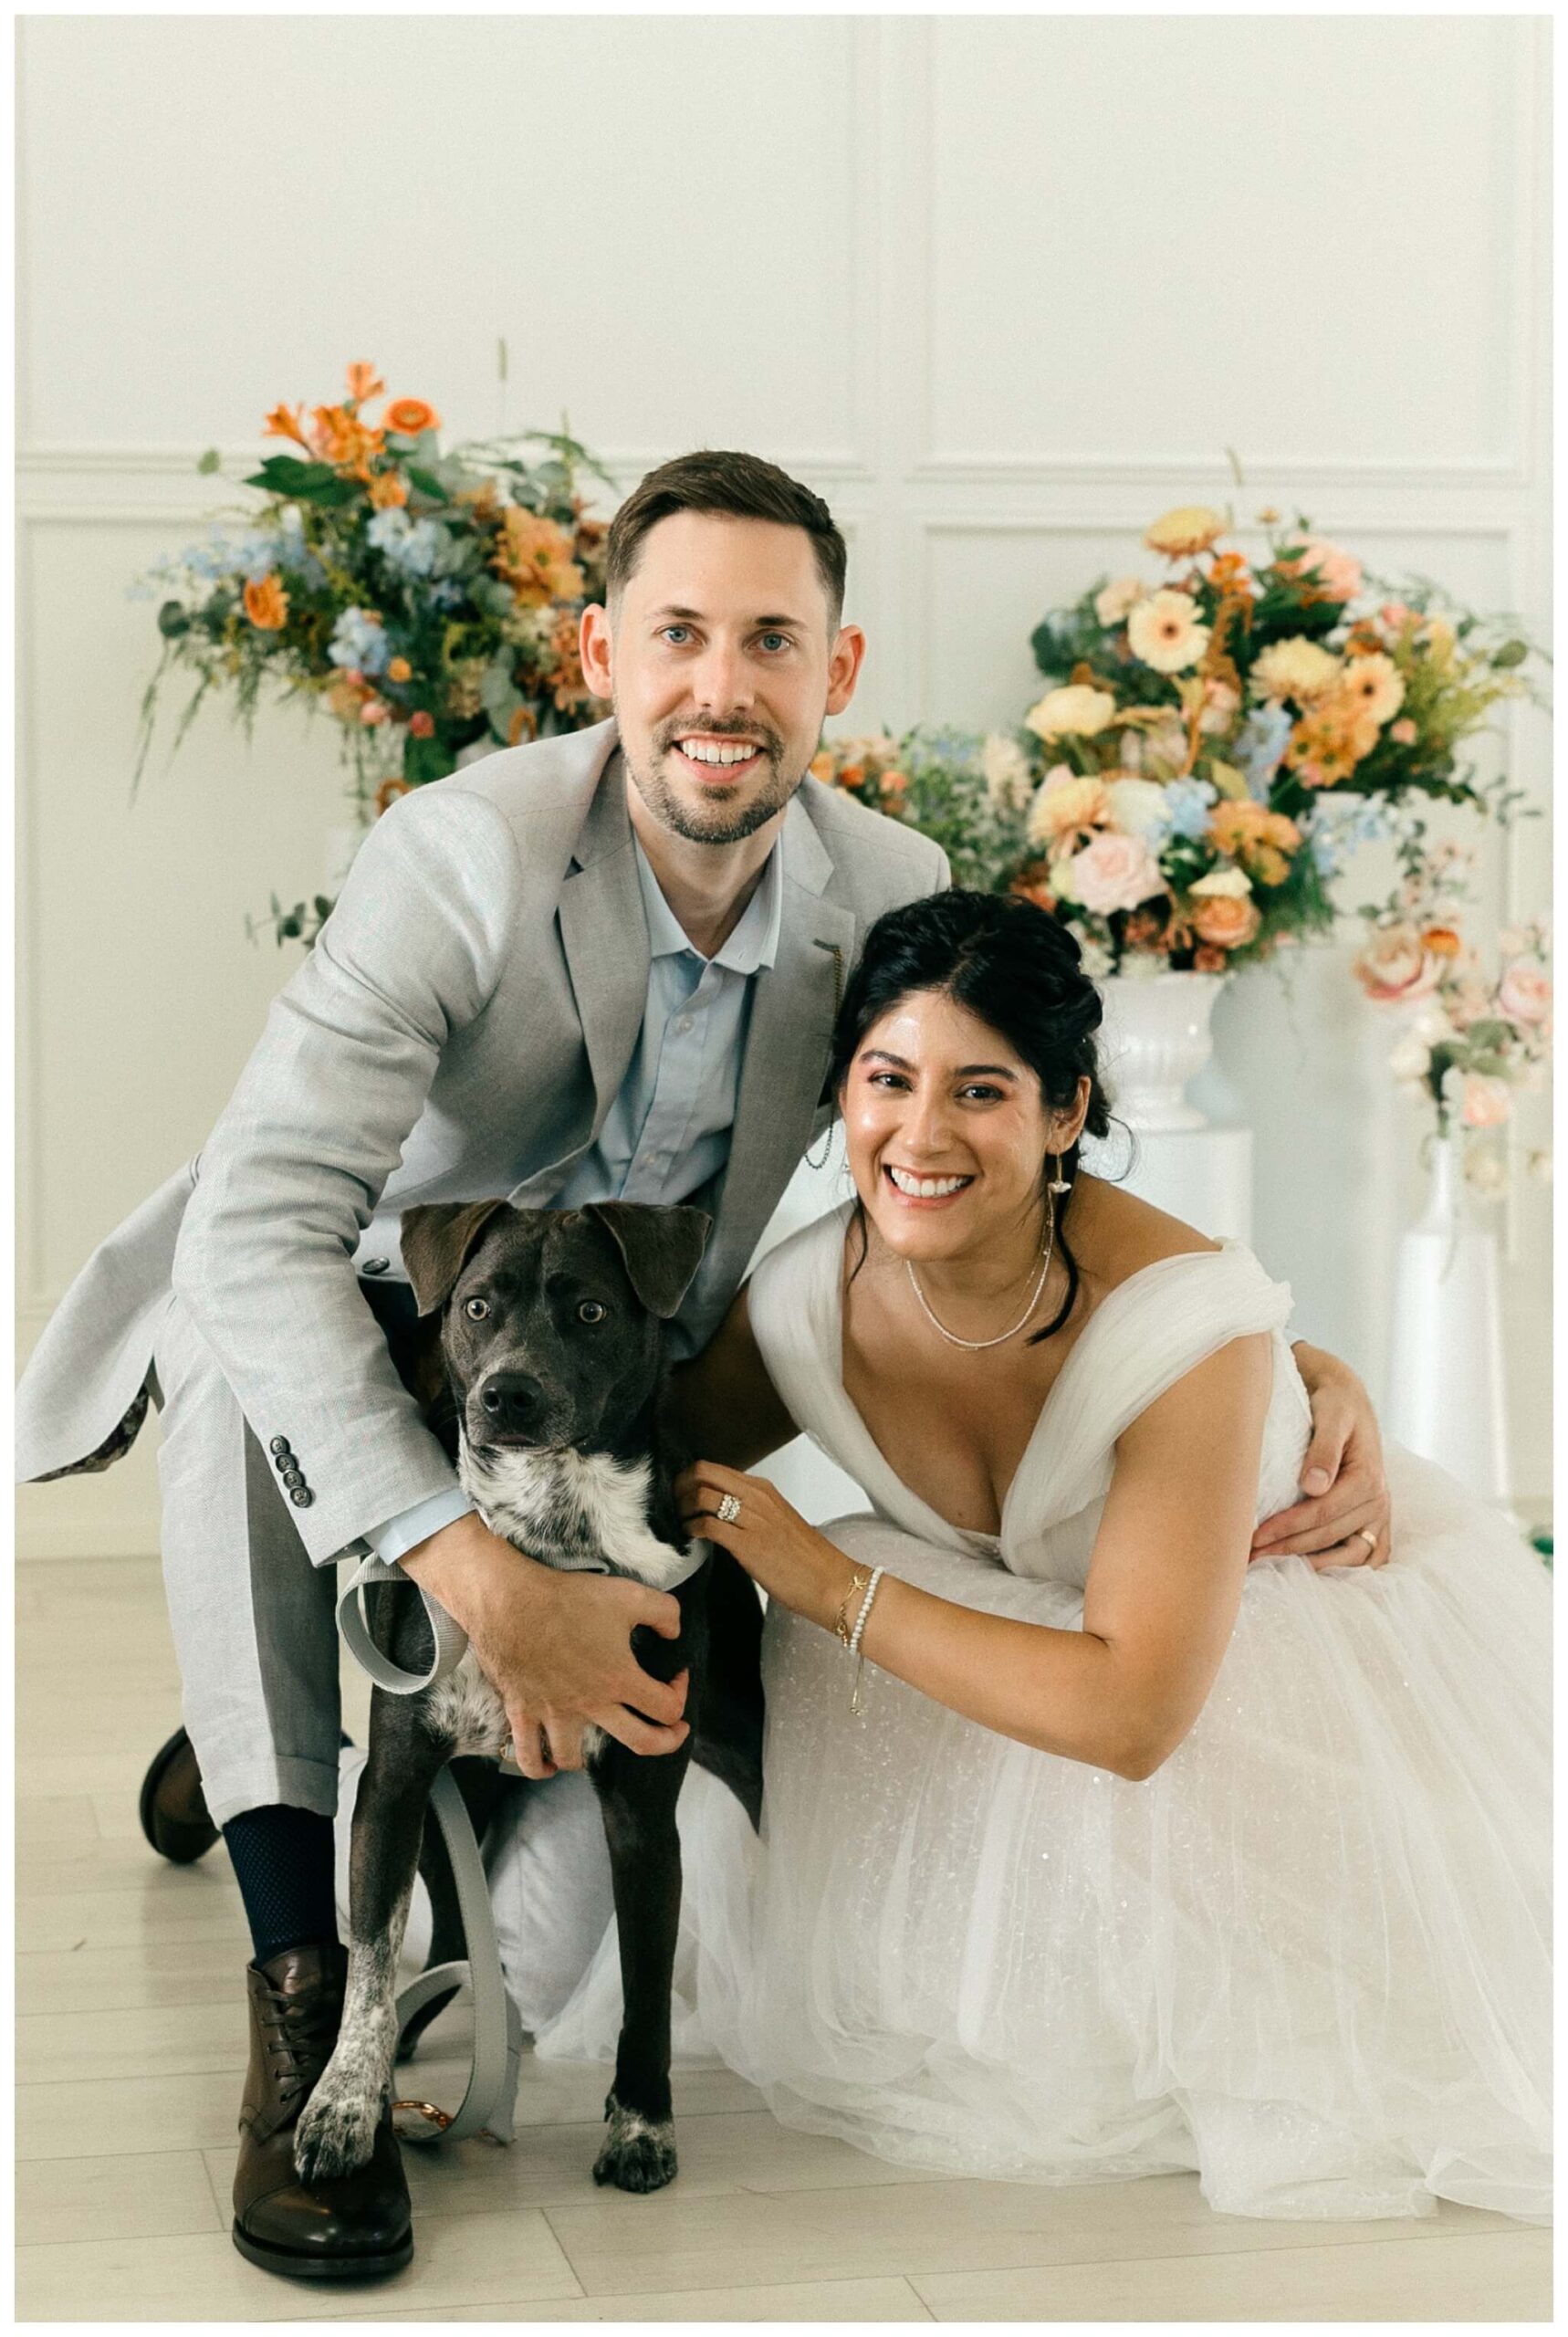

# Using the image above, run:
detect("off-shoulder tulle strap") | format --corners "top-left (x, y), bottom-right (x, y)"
top-left (1011, 1240), bottom-right (1294, 1528)
top-left (747, 1203), bottom-right (860, 1461)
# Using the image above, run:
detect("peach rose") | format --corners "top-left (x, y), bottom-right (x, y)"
top-left (1290, 538), bottom-right (1364, 601)
top-left (1352, 924), bottom-right (1441, 1003)
top-left (1499, 963), bottom-right (1552, 1025)
top-left (243, 574), bottom-right (288, 630)
top-left (384, 398), bottom-right (442, 437)
top-left (1027, 769), bottom-right (1111, 848)
top-left (1189, 893), bottom-right (1262, 950)
top-left (1461, 1074), bottom-right (1512, 1130)
top-left (360, 698), bottom-right (390, 726)
top-left (1067, 831), bottom-right (1166, 917)
top-left (1389, 718), bottom-right (1417, 746)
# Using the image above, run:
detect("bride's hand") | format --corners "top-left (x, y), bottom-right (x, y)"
top-left (675, 1462), bottom-right (852, 1630)
top-left (1252, 1344), bottom-right (1392, 1567)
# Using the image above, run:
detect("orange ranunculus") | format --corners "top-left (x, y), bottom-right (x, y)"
top-left (408, 710), bottom-right (435, 739)
top-left (1422, 926), bottom-right (1464, 958)
top-left (809, 749), bottom-right (835, 785)
top-left (1208, 801), bottom-right (1301, 878)
top-left (346, 362), bottom-right (385, 405)
top-left (243, 574), bottom-right (289, 630)
top-left (386, 656), bottom-right (413, 684)
top-left (879, 769), bottom-right (908, 802)
top-left (374, 776), bottom-right (413, 817)
top-left (368, 469), bottom-right (410, 509)
top-left (1190, 894), bottom-right (1262, 950)
top-left (492, 508), bottom-right (584, 606)
top-left (263, 402), bottom-right (310, 448)
top-left (383, 398), bottom-right (442, 438)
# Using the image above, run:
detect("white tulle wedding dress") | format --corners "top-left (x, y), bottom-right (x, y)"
top-left (525, 1202), bottom-right (1552, 2225)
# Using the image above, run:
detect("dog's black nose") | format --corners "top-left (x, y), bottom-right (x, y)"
top-left (476, 1371), bottom-right (548, 1439)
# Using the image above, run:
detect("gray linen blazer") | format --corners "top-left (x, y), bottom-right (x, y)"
top-left (16, 718), bottom-right (947, 1564)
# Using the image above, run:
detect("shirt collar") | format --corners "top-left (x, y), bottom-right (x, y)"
top-left (631, 831), bottom-right (784, 975)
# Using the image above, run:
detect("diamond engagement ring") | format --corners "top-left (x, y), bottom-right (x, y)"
top-left (716, 1493), bottom-right (743, 1525)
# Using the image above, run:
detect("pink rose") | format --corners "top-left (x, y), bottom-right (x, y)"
top-left (1069, 831), bottom-right (1167, 917)
top-left (360, 698), bottom-right (390, 726)
top-left (1499, 963), bottom-right (1552, 1025)
top-left (1461, 1074), bottom-right (1512, 1130)
top-left (1352, 924), bottom-right (1441, 1004)
top-left (1294, 538), bottom-right (1364, 601)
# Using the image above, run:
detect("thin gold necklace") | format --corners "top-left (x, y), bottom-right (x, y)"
top-left (905, 1201), bottom-right (1056, 1351)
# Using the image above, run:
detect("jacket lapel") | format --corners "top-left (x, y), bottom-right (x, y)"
top-left (555, 752), bottom-right (651, 1134)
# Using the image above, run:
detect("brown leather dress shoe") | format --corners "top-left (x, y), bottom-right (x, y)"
top-left (232, 1942), bottom-right (413, 2281)
top-left (138, 1727), bottom-right (219, 1864)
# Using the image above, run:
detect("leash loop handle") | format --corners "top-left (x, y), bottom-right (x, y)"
top-left (338, 1550), bottom-right (469, 1693)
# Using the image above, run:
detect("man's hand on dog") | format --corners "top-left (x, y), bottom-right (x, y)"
top-left (402, 1512), bottom-right (689, 1777)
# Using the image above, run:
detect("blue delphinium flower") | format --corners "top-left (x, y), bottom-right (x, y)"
top-left (1160, 775), bottom-right (1218, 842)
top-left (329, 607), bottom-right (390, 676)
top-left (368, 507), bottom-right (445, 577)
top-left (1303, 795), bottom-right (1389, 878)
top-left (1232, 703), bottom-right (1294, 799)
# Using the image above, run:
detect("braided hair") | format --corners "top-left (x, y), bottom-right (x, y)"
top-left (828, 890), bottom-right (1112, 1342)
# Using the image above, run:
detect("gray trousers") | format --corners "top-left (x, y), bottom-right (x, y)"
top-left (152, 1291), bottom-right (342, 1829)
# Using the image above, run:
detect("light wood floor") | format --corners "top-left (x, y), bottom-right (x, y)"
top-left (16, 1556), bottom-right (1552, 2324)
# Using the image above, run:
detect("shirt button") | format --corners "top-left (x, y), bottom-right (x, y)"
top-left (675, 1016), bottom-right (695, 1034)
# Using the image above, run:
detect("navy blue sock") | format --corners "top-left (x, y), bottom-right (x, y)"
top-left (222, 1805), bottom-right (339, 1969)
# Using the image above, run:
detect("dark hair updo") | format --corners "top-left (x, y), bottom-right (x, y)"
top-left (828, 889), bottom-right (1113, 1342)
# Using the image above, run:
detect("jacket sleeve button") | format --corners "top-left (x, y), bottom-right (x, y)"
top-left (281, 1469), bottom-right (305, 1490)
top-left (268, 1436), bottom-right (292, 1455)
top-left (361, 1259), bottom-right (391, 1276)
top-left (289, 1487), bottom-right (315, 1508)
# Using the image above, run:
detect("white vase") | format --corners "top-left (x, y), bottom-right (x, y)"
top-left (1095, 970), bottom-right (1228, 1133)
top-left (1385, 1134), bottom-right (1511, 1503)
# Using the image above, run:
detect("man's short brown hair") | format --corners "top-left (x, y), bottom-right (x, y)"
top-left (605, 449), bottom-right (847, 628)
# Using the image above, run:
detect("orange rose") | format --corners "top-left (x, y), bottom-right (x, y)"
top-left (1422, 926), bottom-right (1463, 958)
top-left (346, 362), bottom-right (385, 404)
top-left (383, 398), bottom-right (442, 437)
top-left (408, 709), bottom-right (435, 739)
top-left (492, 508), bottom-right (584, 606)
top-left (386, 656), bottom-right (413, 684)
top-left (263, 402), bottom-right (309, 448)
top-left (368, 469), bottom-right (409, 509)
top-left (1189, 894), bottom-right (1262, 949)
top-left (243, 574), bottom-right (288, 630)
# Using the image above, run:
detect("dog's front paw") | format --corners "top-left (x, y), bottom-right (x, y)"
top-left (592, 2095), bottom-right (677, 2193)
top-left (294, 2074), bottom-right (381, 2185)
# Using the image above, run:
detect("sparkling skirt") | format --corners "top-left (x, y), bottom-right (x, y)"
top-left (534, 1447), bottom-right (1551, 2223)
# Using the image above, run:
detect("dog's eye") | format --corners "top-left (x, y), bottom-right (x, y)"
top-left (577, 1300), bottom-right (607, 1326)
top-left (463, 1297), bottom-right (490, 1322)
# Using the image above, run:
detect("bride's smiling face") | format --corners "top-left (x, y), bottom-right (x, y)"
top-left (841, 987), bottom-right (1087, 1262)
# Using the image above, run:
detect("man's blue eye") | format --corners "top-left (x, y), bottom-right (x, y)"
top-left (759, 633), bottom-right (789, 652)
top-left (662, 626), bottom-right (690, 645)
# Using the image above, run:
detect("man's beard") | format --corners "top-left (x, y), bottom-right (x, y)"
top-left (621, 712), bottom-right (806, 845)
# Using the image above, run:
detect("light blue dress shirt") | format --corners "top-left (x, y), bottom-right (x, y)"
top-left (369, 831), bottom-right (785, 1566)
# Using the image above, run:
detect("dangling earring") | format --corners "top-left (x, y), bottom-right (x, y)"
top-left (1048, 1151), bottom-right (1071, 1197)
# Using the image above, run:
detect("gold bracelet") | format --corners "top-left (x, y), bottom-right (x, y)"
top-left (833, 1565), bottom-right (872, 1647)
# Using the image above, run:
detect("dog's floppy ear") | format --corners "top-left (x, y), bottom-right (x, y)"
top-left (586, 1203), bottom-right (712, 1321)
top-left (399, 1200), bottom-right (512, 1318)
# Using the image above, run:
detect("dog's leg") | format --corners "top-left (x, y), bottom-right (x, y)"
top-left (295, 1688), bottom-right (450, 2184)
top-left (591, 1742), bottom-right (690, 2193)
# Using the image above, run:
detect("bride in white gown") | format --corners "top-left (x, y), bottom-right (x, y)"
top-left (528, 889), bottom-right (1551, 2227)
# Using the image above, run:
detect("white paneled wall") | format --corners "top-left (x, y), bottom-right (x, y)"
top-left (16, 15), bottom-right (1551, 1556)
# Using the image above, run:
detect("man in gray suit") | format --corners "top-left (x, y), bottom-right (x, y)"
top-left (16, 450), bottom-right (1390, 2277)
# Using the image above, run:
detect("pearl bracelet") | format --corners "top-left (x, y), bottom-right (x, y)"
top-left (847, 1566), bottom-right (884, 1714)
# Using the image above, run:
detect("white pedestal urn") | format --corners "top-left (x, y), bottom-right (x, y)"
top-left (1385, 1135), bottom-right (1511, 1504)
top-left (1087, 970), bottom-right (1254, 1242)
top-left (1094, 969), bottom-right (1228, 1132)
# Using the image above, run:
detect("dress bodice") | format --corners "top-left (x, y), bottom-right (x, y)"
top-left (748, 1200), bottom-right (1308, 1591)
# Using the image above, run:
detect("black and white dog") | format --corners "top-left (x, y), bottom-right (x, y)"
top-left (293, 1199), bottom-right (764, 2196)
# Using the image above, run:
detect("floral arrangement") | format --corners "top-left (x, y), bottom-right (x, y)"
top-left (135, 362), bottom-right (616, 932)
top-left (1352, 837), bottom-right (1552, 1190)
top-left (1005, 503), bottom-right (1540, 976)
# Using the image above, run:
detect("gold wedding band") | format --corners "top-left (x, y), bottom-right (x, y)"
top-left (1356, 1528), bottom-right (1378, 1552)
